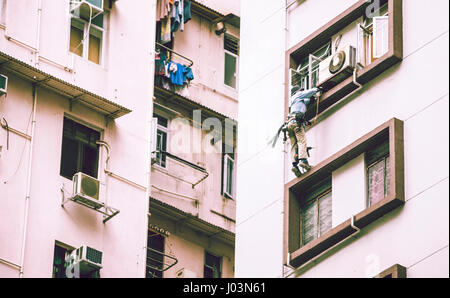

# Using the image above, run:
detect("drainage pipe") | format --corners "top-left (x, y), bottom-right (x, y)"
top-left (18, 84), bottom-right (38, 278)
top-left (35, 0), bottom-right (42, 67)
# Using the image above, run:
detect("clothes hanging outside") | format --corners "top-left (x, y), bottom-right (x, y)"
top-left (167, 61), bottom-right (194, 86)
top-left (154, 48), bottom-right (194, 90)
top-left (156, 0), bottom-right (192, 45)
top-left (156, 0), bottom-right (170, 21)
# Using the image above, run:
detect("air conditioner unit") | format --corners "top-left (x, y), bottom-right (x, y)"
top-left (70, 0), bottom-right (104, 21)
top-left (317, 45), bottom-right (357, 89)
top-left (72, 172), bottom-right (104, 209)
top-left (176, 268), bottom-right (197, 278)
top-left (66, 245), bottom-right (103, 274)
top-left (0, 74), bottom-right (8, 96)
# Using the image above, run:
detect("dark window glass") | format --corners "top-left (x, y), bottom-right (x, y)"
top-left (60, 118), bottom-right (100, 179)
top-left (204, 252), bottom-right (221, 278)
top-left (146, 231), bottom-right (165, 278)
top-left (52, 245), bottom-right (69, 278)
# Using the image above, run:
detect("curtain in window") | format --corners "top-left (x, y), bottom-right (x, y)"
top-left (368, 156), bottom-right (390, 206)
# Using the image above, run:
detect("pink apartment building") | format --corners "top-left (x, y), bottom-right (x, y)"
top-left (0, 0), bottom-right (239, 278)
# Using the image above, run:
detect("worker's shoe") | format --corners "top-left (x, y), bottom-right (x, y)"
top-left (292, 166), bottom-right (302, 178)
top-left (298, 159), bottom-right (312, 172)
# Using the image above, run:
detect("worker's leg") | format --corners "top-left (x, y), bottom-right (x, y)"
top-left (295, 124), bottom-right (311, 171)
top-left (287, 122), bottom-right (302, 177)
top-left (287, 122), bottom-right (299, 164)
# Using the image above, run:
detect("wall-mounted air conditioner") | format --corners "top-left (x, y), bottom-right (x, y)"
top-left (66, 245), bottom-right (103, 273)
top-left (70, 0), bottom-right (104, 21)
top-left (317, 45), bottom-right (357, 89)
top-left (0, 74), bottom-right (8, 96)
top-left (72, 172), bottom-right (104, 209)
top-left (176, 268), bottom-right (197, 278)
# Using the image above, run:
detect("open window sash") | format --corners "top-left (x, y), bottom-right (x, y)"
top-left (373, 16), bottom-right (389, 58)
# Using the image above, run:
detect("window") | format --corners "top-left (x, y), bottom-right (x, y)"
top-left (69, 8), bottom-right (105, 64)
top-left (146, 230), bottom-right (165, 278)
top-left (153, 114), bottom-right (169, 168)
top-left (224, 34), bottom-right (239, 89)
top-left (221, 142), bottom-right (235, 199)
top-left (204, 252), bottom-right (221, 278)
top-left (300, 178), bottom-right (332, 246)
top-left (52, 244), bottom-right (72, 278)
top-left (52, 242), bottom-right (101, 278)
top-left (293, 42), bottom-right (332, 90)
top-left (366, 140), bottom-right (390, 206)
top-left (60, 117), bottom-right (101, 180)
top-left (286, 118), bottom-right (404, 268)
top-left (358, 4), bottom-right (389, 66)
top-left (286, 0), bottom-right (402, 122)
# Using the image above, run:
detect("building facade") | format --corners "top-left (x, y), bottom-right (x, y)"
top-left (236, 0), bottom-right (449, 278)
top-left (0, 0), bottom-right (239, 278)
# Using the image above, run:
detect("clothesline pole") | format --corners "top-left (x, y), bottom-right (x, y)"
top-left (155, 42), bottom-right (194, 68)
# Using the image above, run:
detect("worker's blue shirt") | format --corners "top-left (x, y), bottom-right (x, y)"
top-left (289, 87), bottom-right (319, 114)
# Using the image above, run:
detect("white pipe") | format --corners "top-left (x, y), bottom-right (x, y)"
top-left (18, 84), bottom-right (38, 278)
top-left (284, 215), bottom-right (361, 278)
top-left (312, 68), bottom-right (363, 126)
top-left (35, 0), bottom-right (42, 67)
top-left (142, 0), bottom-right (158, 278)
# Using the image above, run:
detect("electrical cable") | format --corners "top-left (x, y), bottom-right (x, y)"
top-left (1, 117), bottom-right (9, 150)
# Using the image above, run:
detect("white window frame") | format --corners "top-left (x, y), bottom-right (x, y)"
top-left (372, 15), bottom-right (389, 59)
top-left (222, 153), bottom-right (234, 199)
top-left (224, 50), bottom-right (239, 90)
top-left (152, 115), bottom-right (169, 169)
top-left (69, 10), bottom-right (106, 65)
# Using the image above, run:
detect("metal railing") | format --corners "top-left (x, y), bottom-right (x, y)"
top-left (156, 42), bottom-right (194, 68)
top-left (146, 247), bottom-right (178, 278)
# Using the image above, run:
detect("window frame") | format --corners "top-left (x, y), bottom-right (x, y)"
top-left (375, 264), bottom-right (407, 278)
top-left (224, 50), bottom-right (239, 90)
top-left (59, 116), bottom-right (102, 180)
top-left (284, 118), bottom-right (404, 269)
top-left (52, 242), bottom-right (74, 278)
top-left (223, 33), bottom-right (239, 90)
top-left (146, 230), bottom-right (166, 278)
top-left (222, 153), bottom-right (235, 199)
top-left (204, 251), bottom-right (222, 278)
top-left (367, 155), bottom-right (390, 207)
top-left (153, 114), bottom-right (170, 169)
top-left (300, 184), bottom-right (332, 247)
top-left (69, 9), bottom-right (106, 65)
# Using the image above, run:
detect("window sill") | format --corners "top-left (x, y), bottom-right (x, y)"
top-left (285, 118), bottom-right (405, 269)
top-left (289, 194), bottom-right (404, 268)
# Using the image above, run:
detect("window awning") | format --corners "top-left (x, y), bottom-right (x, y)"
top-left (0, 51), bottom-right (132, 119)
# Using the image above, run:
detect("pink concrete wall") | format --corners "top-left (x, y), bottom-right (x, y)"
top-left (0, 0), bottom-right (156, 277)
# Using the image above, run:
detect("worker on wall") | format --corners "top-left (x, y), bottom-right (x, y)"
top-left (287, 86), bottom-right (320, 177)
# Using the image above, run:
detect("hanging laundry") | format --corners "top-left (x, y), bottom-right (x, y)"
top-left (155, 51), bottom-right (167, 76)
top-left (161, 17), bottom-right (172, 44)
top-left (171, 0), bottom-right (185, 33)
top-left (168, 62), bottom-right (185, 86)
top-left (156, 0), bottom-right (170, 21)
top-left (183, 67), bottom-right (194, 82)
top-left (184, 0), bottom-right (192, 24)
